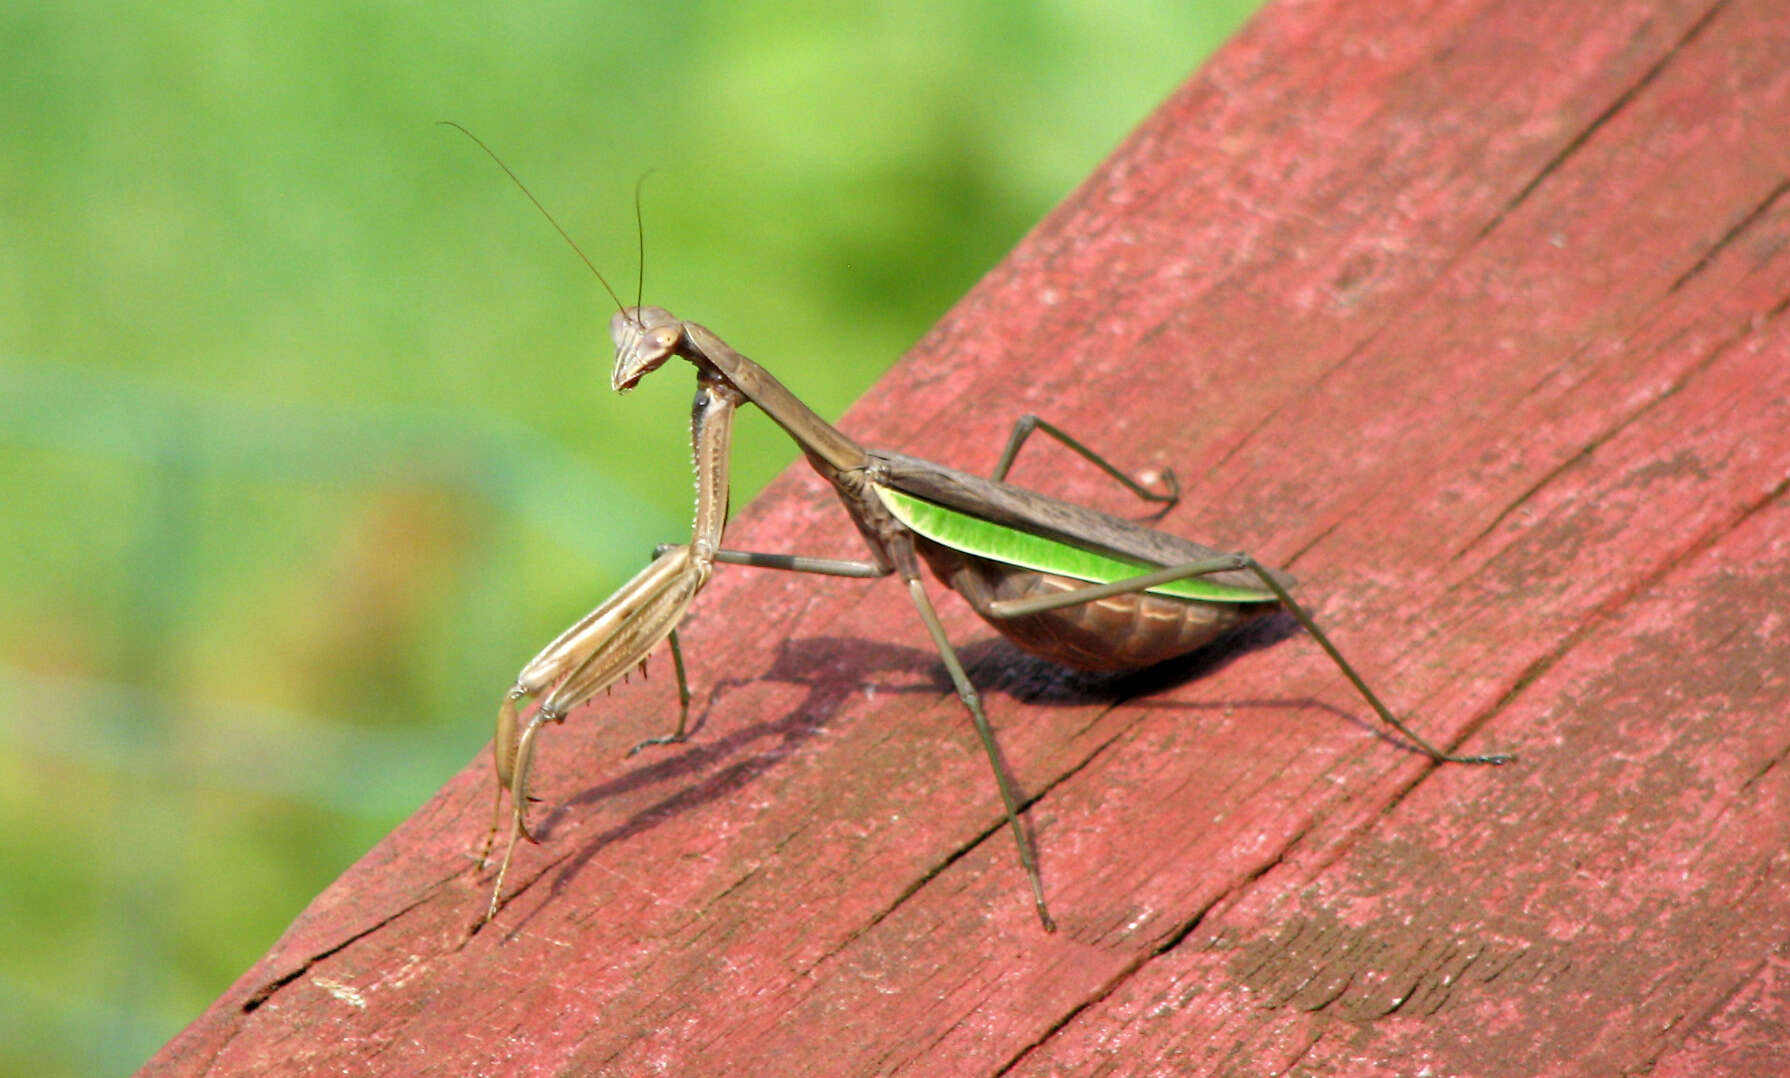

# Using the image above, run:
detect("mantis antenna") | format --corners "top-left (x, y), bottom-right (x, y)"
top-left (437, 120), bottom-right (633, 316)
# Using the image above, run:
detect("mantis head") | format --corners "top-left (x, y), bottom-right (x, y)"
top-left (611, 306), bottom-right (684, 392)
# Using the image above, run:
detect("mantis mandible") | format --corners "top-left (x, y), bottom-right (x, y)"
top-left (456, 126), bottom-right (1511, 930)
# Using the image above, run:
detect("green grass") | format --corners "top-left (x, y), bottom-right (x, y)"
top-left (0, 2), bottom-right (1261, 1072)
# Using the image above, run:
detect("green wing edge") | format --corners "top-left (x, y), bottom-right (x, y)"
top-left (875, 485), bottom-right (1275, 604)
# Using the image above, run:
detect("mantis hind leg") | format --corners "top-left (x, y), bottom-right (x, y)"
top-left (992, 414), bottom-right (1179, 507)
top-left (984, 554), bottom-right (1513, 768)
top-left (1235, 558), bottom-right (1512, 766)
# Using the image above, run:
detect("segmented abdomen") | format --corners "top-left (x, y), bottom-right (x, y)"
top-left (914, 538), bottom-right (1274, 671)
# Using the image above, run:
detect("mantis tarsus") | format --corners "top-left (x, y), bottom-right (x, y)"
top-left (463, 130), bottom-right (1511, 931)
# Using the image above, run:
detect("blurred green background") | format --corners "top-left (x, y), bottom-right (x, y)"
top-left (0, 2), bottom-right (1261, 1073)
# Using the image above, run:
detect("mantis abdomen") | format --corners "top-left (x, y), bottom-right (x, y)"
top-left (912, 535), bottom-right (1276, 670)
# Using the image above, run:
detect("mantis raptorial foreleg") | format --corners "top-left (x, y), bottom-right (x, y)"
top-left (480, 378), bottom-right (742, 923)
top-left (482, 545), bottom-right (711, 922)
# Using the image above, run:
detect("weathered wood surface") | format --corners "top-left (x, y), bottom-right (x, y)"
top-left (145, 0), bottom-right (1790, 1073)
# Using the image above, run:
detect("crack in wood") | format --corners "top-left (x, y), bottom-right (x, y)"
top-left (1477, 0), bottom-right (1733, 242)
top-left (239, 889), bottom-right (439, 1013)
top-left (1669, 179), bottom-right (1790, 293)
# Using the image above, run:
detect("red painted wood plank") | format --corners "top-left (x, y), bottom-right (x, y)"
top-left (144, 0), bottom-right (1790, 1074)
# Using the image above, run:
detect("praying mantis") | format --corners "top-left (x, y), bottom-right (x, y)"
top-left (480, 304), bottom-right (1514, 930)
top-left (462, 131), bottom-right (1511, 931)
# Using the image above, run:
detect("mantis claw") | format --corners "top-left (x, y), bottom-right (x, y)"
top-left (1153, 466), bottom-right (1181, 504)
top-left (626, 731), bottom-right (688, 757)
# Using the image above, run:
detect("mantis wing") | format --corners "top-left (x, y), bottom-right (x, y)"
top-left (869, 450), bottom-right (1284, 603)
